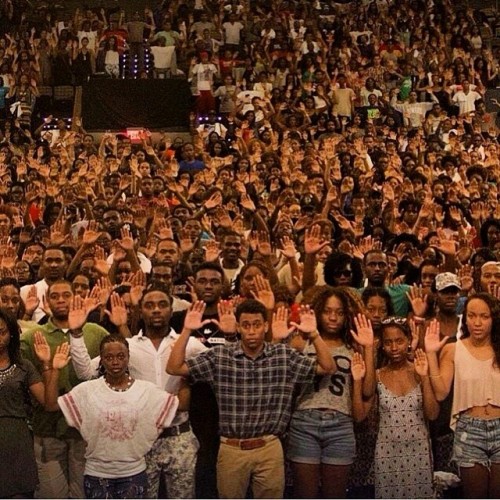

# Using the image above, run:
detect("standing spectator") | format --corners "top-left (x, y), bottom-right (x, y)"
top-left (124, 10), bottom-right (155, 76)
top-left (167, 299), bottom-right (335, 499)
top-left (21, 281), bottom-right (108, 498)
top-left (332, 74), bottom-right (356, 120)
top-left (189, 51), bottom-right (219, 116)
top-left (222, 13), bottom-right (244, 51)
top-left (34, 332), bottom-right (179, 499)
top-left (426, 294), bottom-right (500, 498)
top-left (451, 80), bottom-right (483, 116)
top-left (0, 308), bottom-right (43, 498)
top-left (367, 318), bottom-right (438, 498)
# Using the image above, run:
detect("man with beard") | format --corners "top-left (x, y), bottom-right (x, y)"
top-left (359, 250), bottom-right (410, 316)
top-left (21, 280), bottom-right (108, 498)
top-left (20, 247), bottom-right (67, 322)
top-left (170, 262), bottom-right (231, 499)
top-left (68, 286), bottom-right (205, 498)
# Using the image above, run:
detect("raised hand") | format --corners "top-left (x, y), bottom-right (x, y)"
top-left (118, 227), bottom-right (135, 252)
top-left (424, 319), bottom-right (447, 353)
top-left (82, 221), bottom-right (101, 246)
top-left (213, 300), bottom-right (237, 334)
top-left (24, 285), bottom-right (40, 316)
top-left (183, 301), bottom-right (212, 331)
top-left (52, 342), bottom-right (71, 370)
top-left (413, 348), bottom-right (429, 377)
top-left (279, 236), bottom-right (296, 260)
top-left (406, 285), bottom-right (428, 318)
top-left (49, 219), bottom-right (68, 246)
top-left (458, 264), bottom-right (474, 293)
top-left (256, 231), bottom-right (272, 256)
top-left (105, 292), bottom-right (128, 327)
top-left (290, 304), bottom-right (318, 337)
top-left (204, 191), bottom-right (222, 210)
top-left (179, 228), bottom-right (195, 254)
top-left (204, 240), bottom-right (221, 262)
top-left (351, 351), bottom-right (366, 381)
top-left (68, 294), bottom-right (91, 331)
top-left (33, 331), bottom-right (51, 364)
top-left (155, 219), bottom-right (174, 240)
top-left (272, 306), bottom-right (295, 340)
top-left (129, 271), bottom-right (146, 307)
top-left (0, 244), bottom-right (17, 269)
top-left (250, 275), bottom-right (275, 311)
top-left (240, 193), bottom-right (256, 211)
top-left (304, 224), bottom-right (330, 255)
top-left (350, 313), bottom-right (374, 347)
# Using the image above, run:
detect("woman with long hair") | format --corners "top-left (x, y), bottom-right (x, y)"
top-left (425, 293), bottom-right (500, 498)
top-left (287, 286), bottom-right (375, 498)
top-left (0, 309), bottom-right (45, 498)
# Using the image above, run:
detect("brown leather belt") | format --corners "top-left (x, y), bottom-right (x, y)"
top-left (221, 435), bottom-right (277, 450)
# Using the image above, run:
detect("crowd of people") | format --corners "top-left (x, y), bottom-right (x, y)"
top-left (0, 0), bottom-right (499, 498)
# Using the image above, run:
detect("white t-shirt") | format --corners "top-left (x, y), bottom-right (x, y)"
top-left (192, 63), bottom-right (218, 91)
top-left (150, 46), bottom-right (175, 69)
top-left (59, 378), bottom-right (178, 478)
top-left (105, 50), bottom-right (120, 66)
top-left (222, 21), bottom-right (244, 45)
top-left (452, 90), bottom-right (482, 116)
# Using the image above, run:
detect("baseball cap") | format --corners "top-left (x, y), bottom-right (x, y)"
top-left (435, 272), bottom-right (461, 292)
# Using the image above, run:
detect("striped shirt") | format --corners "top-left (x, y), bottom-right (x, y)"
top-left (187, 341), bottom-right (316, 438)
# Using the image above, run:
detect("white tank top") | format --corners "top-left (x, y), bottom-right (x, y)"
top-left (451, 340), bottom-right (500, 429)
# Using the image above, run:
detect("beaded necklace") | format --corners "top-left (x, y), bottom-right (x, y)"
top-left (104, 375), bottom-right (133, 392)
top-left (0, 364), bottom-right (17, 386)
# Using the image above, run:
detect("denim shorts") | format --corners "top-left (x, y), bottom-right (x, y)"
top-left (453, 416), bottom-right (500, 469)
top-left (84, 470), bottom-right (148, 499)
top-left (287, 409), bottom-right (355, 465)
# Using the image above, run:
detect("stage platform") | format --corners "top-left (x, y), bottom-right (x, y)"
top-left (81, 79), bottom-right (192, 132)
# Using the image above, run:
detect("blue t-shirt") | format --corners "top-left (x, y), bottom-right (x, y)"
top-left (179, 159), bottom-right (205, 173)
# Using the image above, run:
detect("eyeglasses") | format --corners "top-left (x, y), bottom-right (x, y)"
top-left (333, 269), bottom-right (352, 277)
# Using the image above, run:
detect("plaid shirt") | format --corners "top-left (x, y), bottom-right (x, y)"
top-left (186, 341), bottom-right (316, 438)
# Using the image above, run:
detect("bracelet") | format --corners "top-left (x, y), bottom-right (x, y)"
top-left (69, 328), bottom-right (84, 338)
top-left (41, 364), bottom-right (51, 372)
top-left (429, 374), bottom-right (441, 378)
top-left (413, 316), bottom-right (425, 324)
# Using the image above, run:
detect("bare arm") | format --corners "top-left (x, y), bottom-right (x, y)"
top-left (424, 320), bottom-right (455, 401)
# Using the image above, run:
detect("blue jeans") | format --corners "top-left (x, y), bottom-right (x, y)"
top-left (287, 409), bottom-right (355, 465)
top-left (453, 416), bottom-right (500, 469)
top-left (84, 471), bottom-right (148, 499)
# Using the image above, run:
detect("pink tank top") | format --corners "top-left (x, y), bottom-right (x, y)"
top-left (451, 340), bottom-right (500, 429)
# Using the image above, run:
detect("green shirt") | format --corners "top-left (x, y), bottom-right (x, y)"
top-left (21, 320), bottom-right (109, 438)
top-left (358, 284), bottom-right (410, 317)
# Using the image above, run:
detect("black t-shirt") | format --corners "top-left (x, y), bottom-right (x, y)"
top-left (170, 309), bottom-right (231, 347)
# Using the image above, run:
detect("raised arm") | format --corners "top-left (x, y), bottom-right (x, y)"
top-left (290, 305), bottom-right (336, 375)
top-left (167, 301), bottom-right (212, 376)
top-left (424, 319), bottom-right (455, 401)
top-left (69, 333), bottom-right (100, 380)
top-left (414, 349), bottom-right (440, 420)
top-left (350, 313), bottom-right (376, 398)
